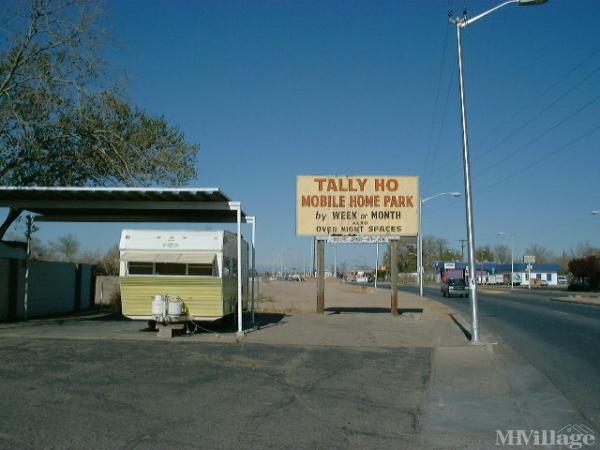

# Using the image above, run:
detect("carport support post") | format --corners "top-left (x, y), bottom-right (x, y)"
top-left (23, 215), bottom-right (34, 320)
top-left (390, 239), bottom-right (399, 315)
top-left (236, 205), bottom-right (243, 337)
top-left (248, 216), bottom-right (256, 325)
top-left (317, 239), bottom-right (325, 313)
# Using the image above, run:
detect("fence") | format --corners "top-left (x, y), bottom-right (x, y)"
top-left (0, 258), bottom-right (94, 321)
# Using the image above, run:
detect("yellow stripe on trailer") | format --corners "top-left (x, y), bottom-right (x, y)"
top-left (120, 276), bottom-right (223, 318)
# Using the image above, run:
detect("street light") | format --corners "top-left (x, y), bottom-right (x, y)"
top-left (419, 192), bottom-right (461, 297)
top-left (497, 232), bottom-right (515, 290)
top-left (279, 247), bottom-right (286, 277)
top-left (450, 0), bottom-right (547, 343)
top-left (592, 210), bottom-right (600, 216)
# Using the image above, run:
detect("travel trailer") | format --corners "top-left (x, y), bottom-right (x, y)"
top-left (119, 229), bottom-right (249, 325)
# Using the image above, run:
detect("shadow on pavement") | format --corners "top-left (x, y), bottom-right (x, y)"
top-left (449, 313), bottom-right (472, 341)
top-left (325, 307), bottom-right (390, 314)
top-left (182, 312), bottom-right (287, 336)
top-left (325, 307), bottom-right (424, 315)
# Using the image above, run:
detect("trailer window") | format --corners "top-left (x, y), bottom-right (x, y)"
top-left (155, 263), bottom-right (186, 275)
top-left (188, 264), bottom-right (214, 276)
top-left (128, 262), bottom-right (153, 275)
top-left (231, 259), bottom-right (238, 277)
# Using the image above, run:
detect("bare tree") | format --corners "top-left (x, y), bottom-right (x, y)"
top-left (49, 234), bottom-right (81, 261)
top-left (493, 244), bottom-right (511, 264)
top-left (98, 244), bottom-right (119, 275)
top-left (523, 244), bottom-right (555, 263)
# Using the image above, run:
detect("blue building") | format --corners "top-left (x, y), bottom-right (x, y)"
top-left (435, 262), bottom-right (562, 286)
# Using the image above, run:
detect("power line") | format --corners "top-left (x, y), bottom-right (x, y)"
top-left (480, 47), bottom-right (600, 146)
top-left (473, 93), bottom-right (600, 180)
top-left (423, 123), bottom-right (600, 216)
top-left (424, 51), bottom-right (600, 190)
top-left (421, 20), bottom-right (451, 193)
top-left (474, 62), bottom-right (600, 163)
top-left (478, 123), bottom-right (600, 194)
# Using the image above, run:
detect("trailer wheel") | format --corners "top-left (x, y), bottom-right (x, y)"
top-left (147, 320), bottom-right (157, 331)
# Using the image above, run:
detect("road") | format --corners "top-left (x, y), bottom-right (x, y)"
top-left (387, 283), bottom-right (600, 430)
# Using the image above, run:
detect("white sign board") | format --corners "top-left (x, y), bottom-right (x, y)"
top-left (444, 262), bottom-right (456, 269)
top-left (523, 255), bottom-right (536, 264)
top-left (326, 236), bottom-right (391, 244)
top-left (296, 175), bottom-right (419, 236)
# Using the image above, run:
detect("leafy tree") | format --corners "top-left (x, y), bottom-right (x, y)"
top-left (382, 236), bottom-right (461, 275)
top-left (475, 245), bottom-right (494, 263)
top-left (568, 255), bottom-right (600, 290)
top-left (421, 236), bottom-right (460, 272)
top-left (0, 0), bottom-right (199, 237)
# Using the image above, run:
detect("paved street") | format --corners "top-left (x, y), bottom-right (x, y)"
top-left (397, 284), bottom-right (600, 430)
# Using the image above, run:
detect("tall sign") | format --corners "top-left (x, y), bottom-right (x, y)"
top-left (296, 175), bottom-right (419, 237)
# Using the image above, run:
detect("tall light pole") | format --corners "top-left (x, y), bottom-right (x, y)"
top-left (419, 192), bottom-right (461, 296)
top-left (451, 0), bottom-right (548, 343)
top-left (334, 245), bottom-right (337, 278)
top-left (279, 248), bottom-right (286, 277)
top-left (497, 232), bottom-right (515, 290)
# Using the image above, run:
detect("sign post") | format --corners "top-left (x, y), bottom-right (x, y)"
top-left (317, 239), bottom-right (325, 313)
top-left (390, 239), bottom-right (399, 315)
top-left (523, 255), bottom-right (535, 290)
top-left (296, 175), bottom-right (419, 313)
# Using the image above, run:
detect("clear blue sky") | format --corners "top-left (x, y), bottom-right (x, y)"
top-left (8, 0), bottom-right (600, 270)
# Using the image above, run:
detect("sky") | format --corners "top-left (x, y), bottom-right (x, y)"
top-left (4, 0), bottom-right (600, 271)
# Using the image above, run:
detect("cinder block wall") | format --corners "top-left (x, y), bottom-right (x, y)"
top-left (0, 259), bottom-right (9, 320)
top-left (28, 261), bottom-right (77, 316)
top-left (0, 258), bottom-right (94, 320)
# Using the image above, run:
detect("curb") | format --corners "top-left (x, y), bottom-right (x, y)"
top-left (550, 297), bottom-right (600, 307)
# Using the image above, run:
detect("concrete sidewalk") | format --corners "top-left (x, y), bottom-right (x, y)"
top-left (256, 281), bottom-right (592, 448)
top-left (0, 280), bottom-right (594, 449)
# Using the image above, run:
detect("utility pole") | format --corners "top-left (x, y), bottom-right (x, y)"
top-left (374, 242), bottom-right (379, 289)
top-left (23, 215), bottom-right (35, 320)
top-left (459, 239), bottom-right (467, 262)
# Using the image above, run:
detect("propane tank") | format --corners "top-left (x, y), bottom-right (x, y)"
top-left (152, 295), bottom-right (165, 316)
top-left (167, 297), bottom-right (183, 316)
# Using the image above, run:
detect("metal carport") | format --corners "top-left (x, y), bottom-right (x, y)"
top-left (0, 186), bottom-right (256, 336)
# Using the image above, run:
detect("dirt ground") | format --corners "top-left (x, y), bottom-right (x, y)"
top-left (257, 278), bottom-right (415, 313)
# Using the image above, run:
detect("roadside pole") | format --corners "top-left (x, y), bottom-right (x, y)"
top-left (23, 215), bottom-right (34, 320)
top-left (390, 239), bottom-right (398, 315)
top-left (374, 242), bottom-right (379, 289)
top-left (317, 239), bottom-right (325, 313)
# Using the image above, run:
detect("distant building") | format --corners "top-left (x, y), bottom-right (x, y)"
top-left (435, 262), bottom-right (562, 286)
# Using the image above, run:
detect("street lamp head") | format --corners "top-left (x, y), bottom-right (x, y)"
top-left (519, 0), bottom-right (548, 5)
top-left (450, 192), bottom-right (462, 198)
top-left (592, 210), bottom-right (600, 216)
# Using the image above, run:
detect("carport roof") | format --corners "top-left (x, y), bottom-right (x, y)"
top-left (0, 186), bottom-right (247, 223)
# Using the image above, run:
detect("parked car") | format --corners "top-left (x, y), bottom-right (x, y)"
top-left (557, 275), bottom-right (568, 285)
top-left (540, 279), bottom-right (549, 287)
top-left (441, 278), bottom-right (469, 298)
